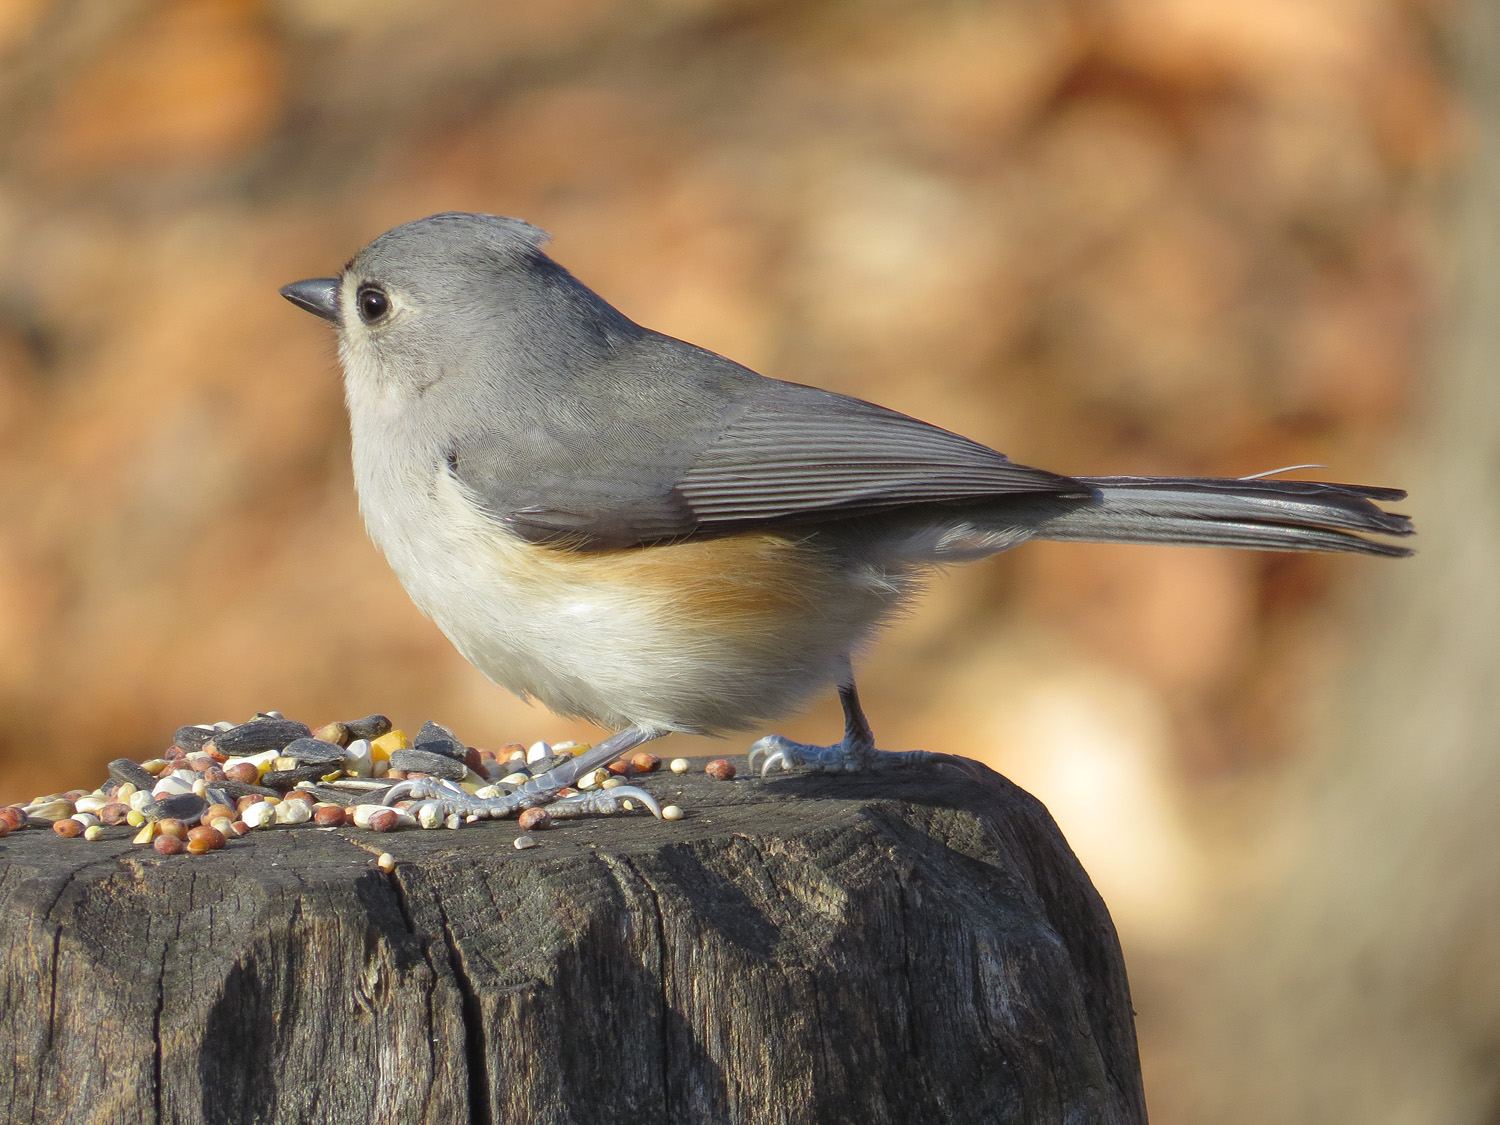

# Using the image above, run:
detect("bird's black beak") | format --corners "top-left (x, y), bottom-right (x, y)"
top-left (279, 277), bottom-right (341, 322)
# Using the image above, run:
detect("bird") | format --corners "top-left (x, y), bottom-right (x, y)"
top-left (279, 211), bottom-right (1412, 821)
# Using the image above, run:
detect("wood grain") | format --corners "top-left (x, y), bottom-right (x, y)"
top-left (0, 765), bottom-right (1145, 1124)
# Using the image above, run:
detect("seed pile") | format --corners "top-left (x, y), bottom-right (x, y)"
top-left (4, 711), bottom-right (729, 858)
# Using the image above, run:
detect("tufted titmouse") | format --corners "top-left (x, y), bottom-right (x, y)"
top-left (280, 212), bottom-right (1411, 819)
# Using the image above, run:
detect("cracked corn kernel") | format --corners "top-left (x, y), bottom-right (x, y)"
top-left (313, 721), bottom-right (350, 747)
top-left (369, 731), bottom-right (409, 761)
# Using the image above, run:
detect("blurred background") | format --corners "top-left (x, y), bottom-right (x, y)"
top-left (0, 0), bottom-right (1494, 1118)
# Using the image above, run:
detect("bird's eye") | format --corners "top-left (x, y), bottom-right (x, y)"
top-left (357, 285), bottom-right (390, 323)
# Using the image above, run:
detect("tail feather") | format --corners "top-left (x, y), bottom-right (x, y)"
top-left (1029, 475), bottom-right (1413, 558)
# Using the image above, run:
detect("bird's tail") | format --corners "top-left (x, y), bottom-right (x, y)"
top-left (1025, 475), bottom-right (1414, 557)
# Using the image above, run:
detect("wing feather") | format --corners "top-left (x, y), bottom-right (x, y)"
top-left (676, 382), bottom-right (1083, 527)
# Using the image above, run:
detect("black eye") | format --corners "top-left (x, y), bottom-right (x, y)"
top-left (357, 285), bottom-right (390, 323)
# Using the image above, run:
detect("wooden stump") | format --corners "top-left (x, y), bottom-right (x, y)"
top-left (0, 764), bottom-right (1146, 1124)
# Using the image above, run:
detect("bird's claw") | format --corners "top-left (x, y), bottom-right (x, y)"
top-left (759, 749), bottom-right (789, 774)
top-left (745, 739), bottom-right (777, 775)
top-left (748, 737), bottom-right (814, 775)
top-left (549, 786), bottom-right (661, 819)
top-left (381, 776), bottom-right (518, 818)
top-left (748, 735), bottom-right (865, 775)
top-left (381, 775), bottom-right (662, 820)
top-left (748, 735), bottom-right (982, 778)
top-left (382, 776), bottom-right (472, 805)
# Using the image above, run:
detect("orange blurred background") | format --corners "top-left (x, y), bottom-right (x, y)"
top-left (4, 0), bottom-right (1495, 1119)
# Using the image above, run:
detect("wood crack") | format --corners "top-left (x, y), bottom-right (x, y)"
top-left (619, 854), bottom-right (673, 1123)
top-left (149, 919), bottom-right (176, 1125)
top-left (433, 892), bottom-right (492, 1125)
top-left (894, 864), bottom-right (930, 1107)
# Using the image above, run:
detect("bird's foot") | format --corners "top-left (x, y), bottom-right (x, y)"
top-left (747, 735), bottom-right (982, 778)
top-left (547, 788), bottom-right (661, 819)
top-left (380, 775), bottom-right (661, 821)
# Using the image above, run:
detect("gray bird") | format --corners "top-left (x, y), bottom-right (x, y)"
top-left (280, 212), bottom-right (1411, 821)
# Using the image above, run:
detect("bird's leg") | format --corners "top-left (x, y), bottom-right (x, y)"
top-left (381, 723), bottom-right (667, 819)
top-left (748, 667), bottom-right (980, 777)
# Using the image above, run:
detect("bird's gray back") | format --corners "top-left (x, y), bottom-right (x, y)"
top-left (349, 212), bottom-right (1083, 552)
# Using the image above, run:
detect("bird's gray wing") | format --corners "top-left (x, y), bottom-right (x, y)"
top-left (448, 341), bottom-right (1083, 549)
top-left (673, 380), bottom-right (1084, 530)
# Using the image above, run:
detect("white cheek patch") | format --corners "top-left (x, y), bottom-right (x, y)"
top-left (339, 335), bottom-right (406, 420)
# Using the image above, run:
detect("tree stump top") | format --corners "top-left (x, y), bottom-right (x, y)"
top-left (0, 763), bottom-right (1145, 1124)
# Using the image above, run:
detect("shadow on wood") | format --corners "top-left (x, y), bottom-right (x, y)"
top-left (0, 764), bottom-right (1145, 1124)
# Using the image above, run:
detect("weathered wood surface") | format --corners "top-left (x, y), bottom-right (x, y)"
top-left (0, 764), bottom-right (1145, 1124)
